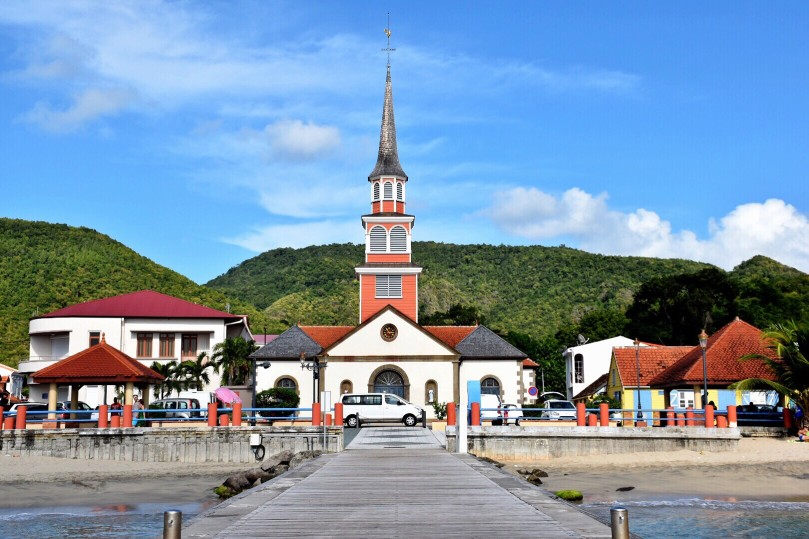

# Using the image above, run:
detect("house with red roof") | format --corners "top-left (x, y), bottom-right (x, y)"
top-left (606, 317), bottom-right (779, 414)
top-left (249, 65), bottom-right (536, 417)
top-left (18, 290), bottom-right (251, 406)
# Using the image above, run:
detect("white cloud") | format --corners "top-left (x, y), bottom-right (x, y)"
top-left (23, 87), bottom-right (135, 132)
top-left (486, 187), bottom-right (809, 272)
top-left (265, 120), bottom-right (341, 161)
top-left (223, 219), bottom-right (359, 252)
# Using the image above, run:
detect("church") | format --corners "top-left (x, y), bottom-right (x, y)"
top-left (251, 61), bottom-right (538, 417)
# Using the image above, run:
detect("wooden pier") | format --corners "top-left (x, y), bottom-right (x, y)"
top-left (184, 427), bottom-right (611, 538)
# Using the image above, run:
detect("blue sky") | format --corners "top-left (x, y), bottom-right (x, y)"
top-left (1, 2), bottom-right (807, 283)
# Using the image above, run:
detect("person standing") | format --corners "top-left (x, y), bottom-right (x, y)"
top-left (132, 398), bottom-right (144, 426)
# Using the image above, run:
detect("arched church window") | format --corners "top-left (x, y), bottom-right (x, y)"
top-left (374, 370), bottom-right (405, 397)
top-left (396, 182), bottom-right (403, 201)
top-left (276, 377), bottom-right (297, 390)
top-left (389, 226), bottom-right (407, 252)
top-left (373, 182), bottom-right (380, 201)
top-left (481, 377), bottom-right (501, 396)
top-left (383, 181), bottom-right (393, 200)
top-left (369, 226), bottom-right (387, 252)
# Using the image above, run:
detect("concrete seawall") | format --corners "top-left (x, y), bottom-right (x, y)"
top-left (0, 426), bottom-right (343, 463)
top-left (446, 426), bottom-right (741, 460)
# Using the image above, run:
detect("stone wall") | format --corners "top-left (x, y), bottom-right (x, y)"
top-left (0, 426), bottom-right (343, 463)
top-left (446, 426), bottom-right (740, 460)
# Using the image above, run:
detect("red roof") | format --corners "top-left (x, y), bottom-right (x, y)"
top-left (300, 326), bottom-right (355, 348)
top-left (37, 290), bottom-right (244, 321)
top-left (650, 318), bottom-right (777, 387)
top-left (614, 345), bottom-right (693, 388)
top-left (423, 326), bottom-right (477, 348)
top-left (33, 338), bottom-right (165, 384)
top-left (522, 358), bottom-right (540, 368)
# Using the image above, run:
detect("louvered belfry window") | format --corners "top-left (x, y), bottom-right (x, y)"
top-left (376, 275), bottom-right (402, 298)
top-left (396, 182), bottom-right (403, 201)
top-left (369, 226), bottom-right (387, 252)
top-left (383, 181), bottom-right (393, 199)
top-left (373, 182), bottom-right (380, 200)
top-left (390, 226), bottom-right (407, 252)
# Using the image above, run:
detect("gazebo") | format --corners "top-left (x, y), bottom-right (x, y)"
top-left (32, 335), bottom-right (165, 420)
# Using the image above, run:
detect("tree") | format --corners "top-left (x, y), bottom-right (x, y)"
top-left (212, 337), bottom-right (257, 386)
top-left (732, 321), bottom-right (809, 430)
top-left (150, 360), bottom-right (182, 399)
top-left (555, 307), bottom-right (629, 347)
top-left (501, 331), bottom-right (566, 394)
top-left (420, 303), bottom-right (486, 326)
top-left (179, 352), bottom-right (213, 391)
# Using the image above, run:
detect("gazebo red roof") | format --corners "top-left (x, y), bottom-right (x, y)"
top-left (33, 338), bottom-right (165, 384)
top-left (36, 290), bottom-right (244, 321)
top-left (613, 345), bottom-right (693, 389)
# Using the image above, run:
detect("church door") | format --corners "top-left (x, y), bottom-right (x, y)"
top-left (374, 370), bottom-right (405, 398)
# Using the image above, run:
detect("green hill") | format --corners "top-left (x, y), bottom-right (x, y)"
top-left (206, 242), bottom-right (713, 337)
top-left (0, 218), bottom-right (270, 368)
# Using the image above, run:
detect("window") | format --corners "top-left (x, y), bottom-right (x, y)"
top-left (396, 182), bottom-right (403, 201)
top-left (385, 394), bottom-right (400, 405)
top-left (481, 377), bottom-right (500, 396)
top-left (389, 226), bottom-right (407, 252)
top-left (383, 181), bottom-right (393, 199)
top-left (574, 354), bottom-right (584, 383)
top-left (89, 331), bottom-right (101, 347)
top-left (373, 182), bottom-right (380, 200)
top-left (369, 226), bottom-right (387, 252)
top-left (276, 377), bottom-right (297, 390)
top-left (159, 333), bottom-right (175, 358)
top-left (137, 333), bottom-right (153, 358)
top-left (361, 395), bottom-right (382, 405)
top-left (181, 334), bottom-right (197, 358)
top-left (340, 380), bottom-right (353, 394)
top-left (614, 391), bottom-right (622, 402)
top-left (342, 395), bottom-right (361, 404)
top-left (375, 275), bottom-right (402, 298)
top-left (374, 370), bottom-right (405, 397)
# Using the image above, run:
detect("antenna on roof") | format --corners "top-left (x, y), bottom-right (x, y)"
top-left (577, 334), bottom-right (589, 345)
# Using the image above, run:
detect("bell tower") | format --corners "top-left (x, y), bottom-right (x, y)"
top-left (355, 29), bottom-right (421, 323)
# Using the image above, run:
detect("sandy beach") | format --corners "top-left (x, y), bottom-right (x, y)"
top-left (499, 437), bottom-right (809, 503)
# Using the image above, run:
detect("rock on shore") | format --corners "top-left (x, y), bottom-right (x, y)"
top-left (216, 450), bottom-right (322, 498)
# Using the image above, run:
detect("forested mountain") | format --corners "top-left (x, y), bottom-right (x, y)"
top-left (0, 218), bottom-right (269, 368)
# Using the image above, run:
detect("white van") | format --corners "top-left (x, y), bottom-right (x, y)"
top-left (341, 393), bottom-right (425, 428)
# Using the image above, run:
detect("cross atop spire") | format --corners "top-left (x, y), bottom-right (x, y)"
top-left (382, 13), bottom-right (395, 67)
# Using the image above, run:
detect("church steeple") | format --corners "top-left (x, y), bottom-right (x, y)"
top-left (368, 65), bottom-right (407, 181)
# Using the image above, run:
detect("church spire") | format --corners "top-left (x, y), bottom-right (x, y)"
top-left (368, 56), bottom-right (407, 180)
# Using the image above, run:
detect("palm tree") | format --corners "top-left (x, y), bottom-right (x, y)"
top-left (211, 337), bottom-right (256, 386)
top-left (150, 360), bottom-right (183, 399)
top-left (180, 352), bottom-right (213, 391)
top-left (733, 321), bottom-right (809, 429)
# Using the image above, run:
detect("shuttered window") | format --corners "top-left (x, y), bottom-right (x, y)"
top-left (383, 181), bottom-right (393, 199)
top-left (390, 226), bottom-right (407, 252)
top-left (369, 226), bottom-right (387, 252)
top-left (373, 182), bottom-right (380, 200)
top-left (375, 275), bottom-right (402, 298)
top-left (396, 182), bottom-right (403, 201)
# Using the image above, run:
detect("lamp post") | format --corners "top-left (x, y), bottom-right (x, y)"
top-left (699, 329), bottom-right (709, 408)
top-left (300, 352), bottom-right (326, 401)
top-left (634, 338), bottom-right (643, 422)
top-left (251, 358), bottom-right (271, 425)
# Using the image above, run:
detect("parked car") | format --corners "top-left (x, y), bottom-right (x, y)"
top-left (540, 399), bottom-right (577, 420)
top-left (341, 393), bottom-right (425, 427)
top-left (479, 394), bottom-right (504, 425)
top-left (6, 402), bottom-right (66, 418)
top-left (58, 400), bottom-right (93, 420)
top-left (149, 398), bottom-right (204, 419)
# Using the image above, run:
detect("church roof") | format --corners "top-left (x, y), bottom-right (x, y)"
top-left (424, 326), bottom-right (477, 348)
top-left (454, 326), bottom-right (527, 359)
top-left (250, 325), bottom-right (322, 359)
top-left (36, 290), bottom-right (244, 321)
top-left (299, 326), bottom-right (354, 349)
top-left (368, 66), bottom-right (407, 180)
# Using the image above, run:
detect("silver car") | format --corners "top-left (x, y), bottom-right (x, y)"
top-left (540, 399), bottom-right (577, 420)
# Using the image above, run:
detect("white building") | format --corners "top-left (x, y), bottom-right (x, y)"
top-left (17, 290), bottom-right (251, 406)
top-left (563, 336), bottom-right (641, 400)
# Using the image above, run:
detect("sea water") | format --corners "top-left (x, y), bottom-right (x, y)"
top-left (583, 499), bottom-right (809, 538)
top-left (0, 500), bottom-right (215, 538)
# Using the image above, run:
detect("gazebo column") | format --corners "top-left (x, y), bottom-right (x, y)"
top-left (46, 383), bottom-right (59, 429)
top-left (124, 383), bottom-right (134, 405)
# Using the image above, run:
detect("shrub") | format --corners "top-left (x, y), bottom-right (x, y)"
top-left (256, 388), bottom-right (300, 418)
top-left (431, 401), bottom-right (447, 420)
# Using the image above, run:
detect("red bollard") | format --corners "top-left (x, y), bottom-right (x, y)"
top-left (727, 405), bottom-right (737, 428)
top-left (219, 413), bottom-right (229, 426)
top-left (446, 403), bottom-right (457, 426)
top-left (334, 403), bottom-right (344, 426)
top-left (208, 402), bottom-right (218, 426)
top-left (3, 416), bottom-right (14, 430)
top-left (110, 414), bottom-right (121, 428)
top-left (232, 402), bottom-right (242, 426)
top-left (471, 402), bottom-right (481, 426)
top-left (666, 407), bottom-right (675, 427)
top-left (686, 407), bottom-right (695, 427)
top-left (599, 403), bottom-right (609, 427)
top-left (587, 412), bottom-right (597, 426)
top-left (676, 413), bottom-right (685, 427)
top-left (717, 415), bottom-right (728, 428)
top-left (98, 405), bottom-right (109, 428)
top-left (576, 402), bottom-right (586, 426)
top-left (783, 408), bottom-right (793, 429)
top-left (705, 404), bottom-right (714, 428)
top-left (312, 402), bottom-right (321, 426)
top-left (325, 413), bottom-right (333, 426)
top-left (123, 404), bottom-right (133, 427)
top-left (15, 405), bottom-right (27, 430)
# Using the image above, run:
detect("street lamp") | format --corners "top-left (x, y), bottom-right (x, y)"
top-left (699, 329), bottom-right (709, 409)
top-left (634, 338), bottom-right (643, 421)
top-left (300, 352), bottom-right (326, 401)
top-left (251, 358), bottom-right (271, 425)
